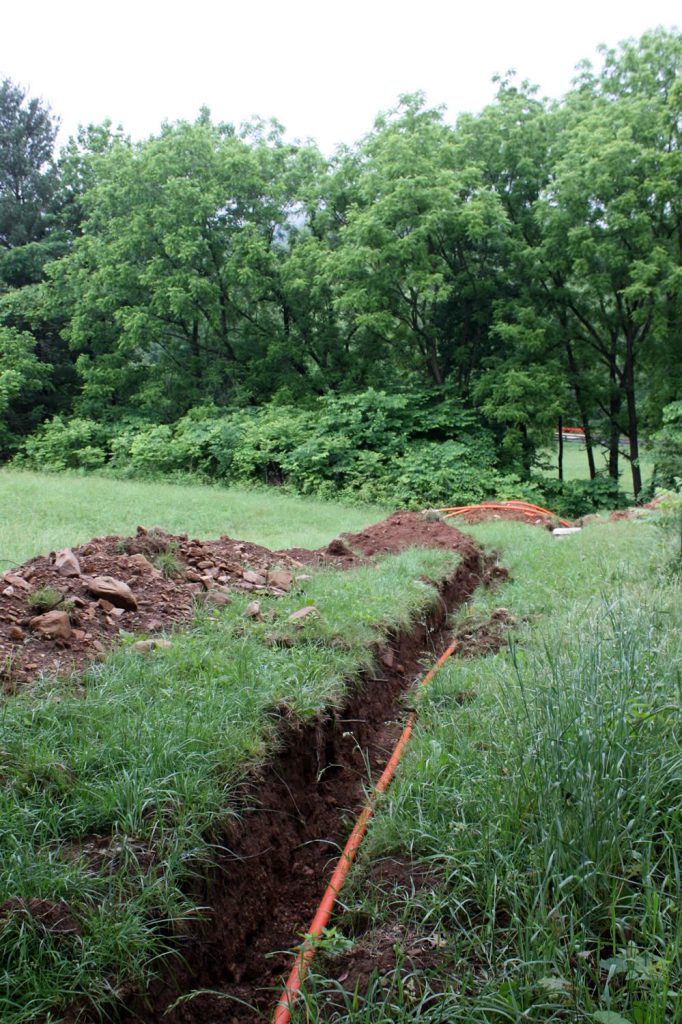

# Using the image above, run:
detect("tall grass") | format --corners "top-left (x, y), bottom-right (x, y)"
top-left (295, 522), bottom-right (681, 1023)
top-left (0, 468), bottom-right (387, 566)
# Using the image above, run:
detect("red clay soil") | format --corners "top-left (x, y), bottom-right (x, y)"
top-left (0, 512), bottom-right (487, 689)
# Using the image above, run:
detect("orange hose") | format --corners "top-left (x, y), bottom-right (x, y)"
top-left (439, 501), bottom-right (571, 529)
top-left (272, 639), bottom-right (459, 1024)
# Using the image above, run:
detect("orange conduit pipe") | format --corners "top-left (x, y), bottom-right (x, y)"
top-left (272, 639), bottom-right (459, 1024)
top-left (438, 501), bottom-right (571, 529)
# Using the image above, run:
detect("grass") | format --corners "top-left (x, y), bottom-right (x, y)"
top-left (539, 443), bottom-right (654, 495)
top-left (0, 468), bottom-right (387, 567)
top-left (0, 545), bottom-right (459, 1024)
top-left (295, 521), bottom-right (682, 1023)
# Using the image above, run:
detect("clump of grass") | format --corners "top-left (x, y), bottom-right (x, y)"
top-left (27, 586), bottom-right (64, 613)
top-left (153, 544), bottom-right (182, 578)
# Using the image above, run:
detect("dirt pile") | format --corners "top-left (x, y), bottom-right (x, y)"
top-left (0, 527), bottom-right (304, 687)
top-left (0, 513), bottom-right (489, 689)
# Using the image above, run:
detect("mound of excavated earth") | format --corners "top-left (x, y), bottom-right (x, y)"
top-left (1, 512), bottom-right (482, 688)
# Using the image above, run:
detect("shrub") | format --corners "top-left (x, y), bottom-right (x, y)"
top-left (651, 400), bottom-right (682, 489)
top-left (16, 417), bottom-right (110, 471)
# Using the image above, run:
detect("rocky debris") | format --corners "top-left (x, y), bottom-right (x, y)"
top-left (244, 601), bottom-right (262, 620)
top-left (132, 638), bottom-right (173, 654)
top-left (1, 512), bottom-right (482, 689)
top-left (85, 576), bottom-right (138, 611)
top-left (29, 611), bottom-right (72, 640)
top-left (288, 606), bottom-right (320, 623)
top-left (55, 548), bottom-right (81, 577)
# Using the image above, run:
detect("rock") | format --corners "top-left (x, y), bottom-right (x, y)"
top-left (3, 586), bottom-right (14, 597)
top-left (380, 649), bottom-right (394, 668)
top-left (3, 573), bottom-right (30, 592)
top-left (85, 576), bottom-right (138, 611)
top-left (98, 599), bottom-right (114, 613)
top-left (55, 548), bottom-right (81, 577)
top-left (288, 606), bottom-right (320, 623)
top-left (128, 553), bottom-right (157, 572)
top-left (9, 626), bottom-right (24, 641)
top-left (92, 640), bottom-right (105, 653)
top-left (266, 570), bottom-right (293, 592)
top-left (244, 601), bottom-right (262, 619)
top-left (29, 611), bottom-right (72, 640)
top-left (185, 569), bottom-right (203, 583)
top-left (132, 638), bottom-right (172, 654)
top-left (243, 570), bottom-right (267, 586)
top-left (295, 574), bottom-right (312, 582)
top-left (197, 560), bottom-right (213, 570)
top-left (200, 575), bottom-right (216, 590)
top-left (205, 589), bottom-right (231, 608)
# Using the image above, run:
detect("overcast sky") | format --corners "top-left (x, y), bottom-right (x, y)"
top-left (3, 0), bottom-right (680, 154)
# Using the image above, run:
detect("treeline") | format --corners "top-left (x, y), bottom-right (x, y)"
top-left (1, 28), bottom-right (681, 510)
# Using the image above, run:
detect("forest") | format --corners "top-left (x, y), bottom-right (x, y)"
top-left (1, 28), bottom-right (681, 515)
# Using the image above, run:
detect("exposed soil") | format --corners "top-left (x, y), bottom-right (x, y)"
top-left (1, 511), bottom-right (488, 690)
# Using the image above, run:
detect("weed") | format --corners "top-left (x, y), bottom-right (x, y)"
top-left (27, 586), bottom-right (64, 613)
top-left (154, 544), bottom-right (182, 578)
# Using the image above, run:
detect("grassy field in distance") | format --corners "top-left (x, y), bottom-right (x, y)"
top-left (0, 469), bottom-right (388, 567)
top-left (540, 441), bottom-right (654, 493)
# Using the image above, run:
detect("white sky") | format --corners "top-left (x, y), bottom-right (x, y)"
top-left (2, 0), bottom-right (680, 154)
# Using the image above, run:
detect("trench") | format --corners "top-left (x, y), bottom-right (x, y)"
top-left (118, 548), bottom-right (495, 1024)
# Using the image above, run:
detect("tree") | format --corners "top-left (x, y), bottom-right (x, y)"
top-left (330, 94), bottom-right (509, 391)
top-left (0, 78), bottom-right (58, 254)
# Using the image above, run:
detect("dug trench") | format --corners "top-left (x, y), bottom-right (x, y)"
top-left (116, 543), bottom-right (504, 1024)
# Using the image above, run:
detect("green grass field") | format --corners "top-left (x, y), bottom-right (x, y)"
top-left (0, 468), bottom-right (387, 567)
top-left (296, 520), bottom-right (682, 1023)
top-left (540, 442), bottom-right (654, 494)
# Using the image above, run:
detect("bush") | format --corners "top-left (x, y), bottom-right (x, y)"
top-left (16, 416), bottom-right (110, 471)
top-left (532, 475), bottom-right (628, 518)
top-left (651, 400), bottom-right (682, 489)
top-left (12, 391), bottom-right (630, 516)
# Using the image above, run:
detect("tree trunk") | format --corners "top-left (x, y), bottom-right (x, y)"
top-left (608, 358), bottom-right (620, 481)
top-left (558, 417), bottom-right (564, 481)
top-left (623, 331), bottom-right (642, 498)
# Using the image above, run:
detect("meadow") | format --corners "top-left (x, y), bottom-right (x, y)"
top-left (0, 468), bottom-right (387, 567)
